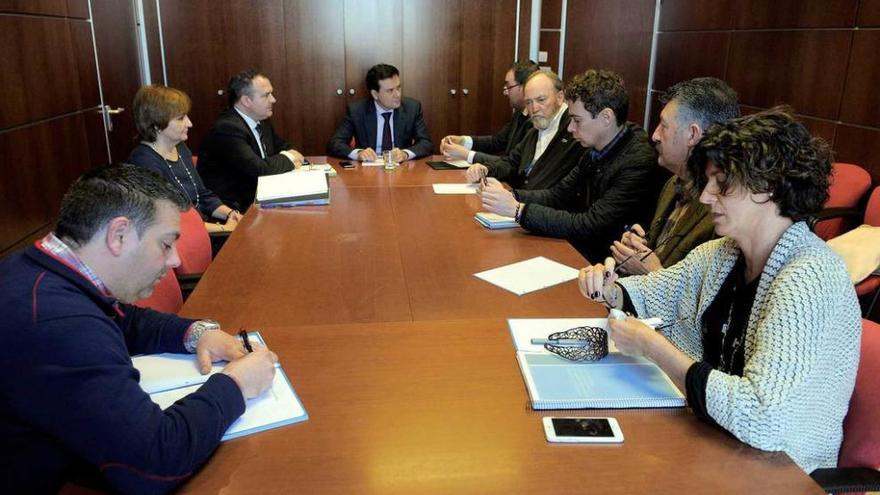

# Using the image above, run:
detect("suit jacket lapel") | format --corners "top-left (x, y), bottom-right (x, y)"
top-left (365, 102), bottom-right (378, 150)
top-left (230, 110), bottom-right (261, 156)
top-left (393, 104), bottom-right (404, 148)
top-left (527, 110), bottom-right (570, 175)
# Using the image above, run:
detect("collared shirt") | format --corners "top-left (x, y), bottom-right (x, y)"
top-left (39, 232), bottom-right (204, 352)
top-left (233, 107), bottom-right (265, 159)
top-left (348, 101), bottom-right (416, 161)
top-left (590, 125), bottom-right (629, 162)
top-left (532, 102), bottom-right (568, 164)
top-left (39, 232), bottom-right (111, 295)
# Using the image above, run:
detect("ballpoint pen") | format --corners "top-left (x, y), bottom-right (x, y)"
top-left (239, 329), bottom-right (253, 353)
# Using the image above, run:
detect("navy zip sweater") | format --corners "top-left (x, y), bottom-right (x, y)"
top-left (0, 244), bottom-right (245, 493)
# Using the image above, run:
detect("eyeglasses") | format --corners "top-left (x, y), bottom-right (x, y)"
top-left (502, 83), bottom-right (520, 94)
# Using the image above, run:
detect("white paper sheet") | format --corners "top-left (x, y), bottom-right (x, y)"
top-left (474, 256), bottom-right (579, 295)
top-left (432, 183), bottom-right (479, 194)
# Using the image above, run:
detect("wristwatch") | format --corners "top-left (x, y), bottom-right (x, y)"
top-left (184, 319), bottom-right (221, 353)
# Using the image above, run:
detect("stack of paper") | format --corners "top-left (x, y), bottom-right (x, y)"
top-left (133, 332), bottom-right (308, 441)
top-left (474, 256), bottom-right (579, 295)
top-left (256, 170), bottom-right (330, 207)
top-left (475, 212), bottom-right (517, 229)
top-left (509, 319), bottom-right (684, 410)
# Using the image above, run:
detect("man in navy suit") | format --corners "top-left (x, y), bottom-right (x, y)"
top-left (199, 70), bottom-right (305, 210)
top-left (327, 64), bottom-right (433, 161)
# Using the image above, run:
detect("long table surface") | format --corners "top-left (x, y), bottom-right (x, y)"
top-left (178, 157), bottom-right (823, 494)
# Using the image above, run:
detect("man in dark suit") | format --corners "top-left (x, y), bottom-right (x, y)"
top-left (198, 70), bottom-right (304, 210)
top-left (463, 70), bottom-right (584, 190)
top-left (327, 63), bottom-right (433, 161)
top-left (440, 60), bottom-right (539, 162)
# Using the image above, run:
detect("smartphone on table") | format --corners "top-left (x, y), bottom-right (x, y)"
top-left (543, 417), bottom-right (624, 444)
top-left (340, 160), bottom-right (355, 169)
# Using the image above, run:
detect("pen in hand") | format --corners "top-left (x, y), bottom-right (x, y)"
top-left (239, 330), bottom-right (253, 353)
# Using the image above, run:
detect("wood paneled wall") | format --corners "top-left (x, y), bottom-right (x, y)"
top-left (563, 0), bottom-right (656, 128)
top-left (147, 0), bottom-right (517, 156)
top-left (653, 0), bottom-right (880, 184)
top-left (0, 1), bottom-right (105, 255)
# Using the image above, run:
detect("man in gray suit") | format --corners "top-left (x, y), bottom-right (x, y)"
top-left (327, 63), bottom-right (433, 161)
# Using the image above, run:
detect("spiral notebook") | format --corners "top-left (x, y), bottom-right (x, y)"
top-left (509, 318), bottom-right (685, 410)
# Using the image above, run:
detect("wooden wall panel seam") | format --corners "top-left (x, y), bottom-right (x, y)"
top-left (0, 107), bottom-right (99, 134)
top-left (833, 31), bottom-right (857, 127)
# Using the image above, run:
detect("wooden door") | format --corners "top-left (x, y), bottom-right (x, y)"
top-left (343, 0), bottom-right (403, 102)
top-left (460, 0), bottom-right (518, 136)
top-left (283, 0), bottom-right (345, 155)
top-left (402, 0), bottom-right (460, 150)
top-left (91, 0), bottom-right (142, 162)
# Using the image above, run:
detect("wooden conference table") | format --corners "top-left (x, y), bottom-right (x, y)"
top-left (178, 157), bottom-right (823, 494)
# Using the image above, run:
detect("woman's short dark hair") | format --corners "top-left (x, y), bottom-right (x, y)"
top-left (55, 165), bottom-right (189, 246)
top-left (687, 106), bottom-right (832, 222)
top-left (133, 85), bottom-right (191, 142)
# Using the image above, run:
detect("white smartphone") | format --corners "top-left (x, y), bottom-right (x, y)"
top-left (543, 417), bottom-right (624, 443)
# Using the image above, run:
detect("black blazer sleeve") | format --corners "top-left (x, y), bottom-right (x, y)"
top-left (471, 116), bottom-right (515, 154)
top-left (204, 119), bottom-right (293, 179)
top-left (401, 99), bottom-right (433, 158)
top-left (327, 103), bottom-right (359, 158)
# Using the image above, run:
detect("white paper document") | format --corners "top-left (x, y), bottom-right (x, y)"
top-left (432, 183), bottom-right (479, 194)
top-left (473, 256), bottom-right (579, 295)
top-left (256, 170), bottom-right (328, 202)
top-left (361, 160), bottom-right (386, 167)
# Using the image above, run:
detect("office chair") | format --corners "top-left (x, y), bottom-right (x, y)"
top-left (810, 319), bottom-right (880, 494)
top-left (175, 208), bottom-right (213, 297)
top-left (812, 163), bottom-right (872, 241)
top-left (133, 268), bottom-right (183, 314)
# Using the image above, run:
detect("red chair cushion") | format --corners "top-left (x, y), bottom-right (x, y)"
top-left (865, 187), bottom-right (880, 228)
top-left (839, 319), bottom-right (880, 468)
top-left (856, 275), bottom-right (880, 298)
top-left (132, 268), bottom-right (183, 314)
top-left (815, 163), bottom-right (872, 240)
top-left (175, 208), bottom-right (212, 276)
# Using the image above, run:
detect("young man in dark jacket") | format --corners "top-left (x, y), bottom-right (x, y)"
top-left (479, 69), bottom-right (663, 262)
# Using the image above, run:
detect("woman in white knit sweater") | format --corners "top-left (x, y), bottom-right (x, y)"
top-left (579, 107), bottom-right (861, 473)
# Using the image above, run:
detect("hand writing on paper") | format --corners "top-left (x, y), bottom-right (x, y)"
top-left (222, 349), bottom-right (278, 399)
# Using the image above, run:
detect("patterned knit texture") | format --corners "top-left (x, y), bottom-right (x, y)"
top-left (619, 222), bottom-right (861, 472)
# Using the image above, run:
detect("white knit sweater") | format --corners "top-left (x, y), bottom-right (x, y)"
top-left (619, 222), bottom-right (861, 472)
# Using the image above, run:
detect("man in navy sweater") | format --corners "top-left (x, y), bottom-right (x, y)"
top-left (0, 166), bottom-right (277, 493)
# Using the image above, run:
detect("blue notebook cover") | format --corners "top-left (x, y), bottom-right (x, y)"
top-left (508, 318), bottom-right (684, 410)
top-left (515, 352), bottom-right (685, 410)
